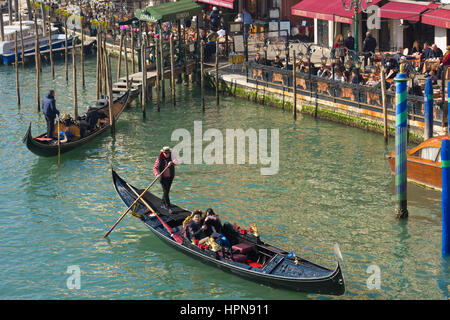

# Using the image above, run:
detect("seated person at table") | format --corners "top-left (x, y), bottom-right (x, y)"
top-left (366, 74), bottom-right (379, 86)
top-left (317, 64), bottom-right (331, 78)
top-left (408, 80), bottom-right (423, 96)
top-left (254, 52), bottom-right (266, 65)
top-left (329, 70), bottom-right (345, 82)
top-left (411, 41), bottom-right (421, 56)
top-left (386, 56), bottom-right (399, 79)
top-left (271, 55), bottom-right (283, 68)
top-left (187, 210), bottom-right (209, 244)
top-left (79, 106), bottom-right (108, 137)
top-left (351, 69), bottom-right (365, 85)
top-left (399, 56), bottom-right (413, 77)
top-left (431, 44), bottom-right (443, 59)
top-left (203, 208), bottom-right (223, 237)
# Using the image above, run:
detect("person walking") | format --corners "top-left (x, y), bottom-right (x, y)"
top-left (42, 90), bottom-right (60, 139)
top-left (153, 146), bottom-right (178, 213)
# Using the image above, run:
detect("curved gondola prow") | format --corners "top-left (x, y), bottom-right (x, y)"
top-left (22, 122), bottom-right (32, 144)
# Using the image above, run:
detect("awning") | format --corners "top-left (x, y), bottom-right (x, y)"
top-left (379, 1), bottom-right (439, 22)
top-left (422, 6), bottom-right (450, 29)
top-left (135, 0), bottom-right (202, 23)
top-left (291, 0), bottom-right (383, 24)
top-left (194, 0), bottom-right (234, 9)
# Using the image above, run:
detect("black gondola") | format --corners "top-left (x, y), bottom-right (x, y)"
top-left (111, 169), bottom-right (346, 295)
top-left (23, 91), bottom-right (130, 157)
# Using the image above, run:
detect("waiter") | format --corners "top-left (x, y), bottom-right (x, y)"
top-left (153, 146), bottom-right (178, 213)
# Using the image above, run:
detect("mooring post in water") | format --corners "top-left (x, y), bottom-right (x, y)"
top-left (64, 18), bottom-right (68, 83)
top-left (34, 9), bottom-right (40, 112)
top-left (141, 41), bottom-right (147, 118)
top-left (170, 34), bottom-right (175, 106)
top-left (394, 67), bottom-right (409, 219)
top-left (80, 7), bottom-right (85, 88)
top-left (448, 81), bottom-right (450, 135)
top-left (442, 139), bottom-right (450, 256)
top-left (72, 45), bottom-right (78, 119)
top-left (424, 77), bottom-right (433, 140)
top-left (215, 39), bottom-right (219, 106)
top-left (155, 38), bottom-right (161, 112)
top-left (48, 15), bottom-right (54, 79)
top-left (381, 66), bottom-right (388, 143)
top-left (0, 11), bottom-right (4, 41)
top-left (200, 43), bottom-right (205, 111)
top-left (293, 50), bottom-right (297, 120)
top-left (14, 31), bottom-right (20, 106)
top-left (19, 7), bottom-right (24, 65)
top-left (159, 23), bottom-right (165, 101)
top-left (124, 32), bottom-right (129, 90)
top-left (117, 31), bottom-right (124, 81)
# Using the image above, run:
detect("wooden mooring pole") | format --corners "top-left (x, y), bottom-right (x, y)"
top-left (64, 18), bottom-right (68, 83)
top-left (215, 39), bottom-right (219, 106)
top-left (394, 68), bottom-right (408, 219)
top-left (131, 33), bottom-right (136, 73)
top-left (72, 45), bottom-right (78, 119)
top-left (19, 7), bottom-right (24, 65)
top-left (380, 66), bottom-right (388, 143)
top-left (34, 9), bottom-right (40, 112)
top-left (124, 33), bottom-right (129, 90)
top-left (96, 32), bottom-right (100, 100)
top-left (48, 15), bottom-right (54, 79)
top-left (0, 11), bottom-right (4, 41)
top-left (170, 34), bottom-right (175, 106)
top-left (159, 25), bottom-right (165, 101)
top-left (117, 31), bottom-right (124, 81)
top-left (292, 50), bottom-right (297, 120)
top-left (155, 38), bottom-right (161, 112)
top-left (141, 41), bottom-right (147, 118)
top-left (200, 43), bottom-right (205, 111)
top-left (14, 31), bottom-right (20, 106)
top-left (80, 6), bottom-right (85, 87)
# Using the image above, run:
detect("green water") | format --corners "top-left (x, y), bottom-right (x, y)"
top-left (0, 55), bottom-right (449, 300)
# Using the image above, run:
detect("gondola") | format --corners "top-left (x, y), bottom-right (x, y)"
top-left (111, 169), bottom-right (346, 295)
top-left (23, 90), bottom-right (130, 157)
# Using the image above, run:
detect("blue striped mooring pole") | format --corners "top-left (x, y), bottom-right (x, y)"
top-left (448, 81), bottom-right (450, 135)
top-left (394, 69), bottom-right (409, 219)
top-left (441, 139), bottom-right (450, 255)
top-left (424, 77), bottom-right (433, 140)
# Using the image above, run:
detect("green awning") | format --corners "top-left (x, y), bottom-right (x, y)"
top-left (135, 0), bottom-right (202, 23)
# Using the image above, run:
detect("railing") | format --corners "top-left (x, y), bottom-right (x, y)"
top-left (245, 62), bottom-right (444, 125)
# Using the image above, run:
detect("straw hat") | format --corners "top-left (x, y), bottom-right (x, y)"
top-left (161, 146), bottom-right (172, 153)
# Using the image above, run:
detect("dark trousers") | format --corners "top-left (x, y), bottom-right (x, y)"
top-left (45, 115), bottom-right (55, 139)
top-left (160, 177), bottom-right (174, 207)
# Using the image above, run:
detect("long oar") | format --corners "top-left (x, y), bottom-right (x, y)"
top-left (126, 183), bottom-right (183, 244)
top-left (104, 164), bottom-right (171, 238)
top-left (57, 116), bottom-right (61, 168)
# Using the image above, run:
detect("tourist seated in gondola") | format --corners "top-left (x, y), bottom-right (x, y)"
top-left (203, 208), bottom-right (223, 237)
top-left (79, 105), bottom-right (108, 137)
top-left (186, 210), bottom-right (209, 244)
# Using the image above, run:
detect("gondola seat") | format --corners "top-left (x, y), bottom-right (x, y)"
top-left (232, 254), bottom-right (248, 263)
top-left (232, 243), bottom-right (254, 255)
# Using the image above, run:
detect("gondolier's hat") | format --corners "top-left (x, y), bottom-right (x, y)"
top-left (161, 146), bottom-right (172, 153)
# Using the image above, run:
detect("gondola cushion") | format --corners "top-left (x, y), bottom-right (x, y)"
top-left (232, 243), bottom-right (253, 254)
top-left (232, 254), bottom-right (248, 263)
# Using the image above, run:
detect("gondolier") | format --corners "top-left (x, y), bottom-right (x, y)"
top-left (153, 146), bottom-right (178, 213)
top-left (42, 90), bottom-right (60, 139)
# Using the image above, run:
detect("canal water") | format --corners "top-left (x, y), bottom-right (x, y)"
top-left (0, 55), bottom-right (448, 300)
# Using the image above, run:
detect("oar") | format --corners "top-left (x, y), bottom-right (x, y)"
top-left (103, 164), bottom-right (171, 238)
top-left (126, 182), bottom-right (183, 244)
top-left (57, 116), bottom-right (61, 168)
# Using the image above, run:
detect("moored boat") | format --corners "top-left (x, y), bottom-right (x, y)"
top-left (110, 169), bottom-right (346, 295)
top-left (23, 90), bottom-right (130, 157)
top-left (387, 135), bottom-right (450, 191)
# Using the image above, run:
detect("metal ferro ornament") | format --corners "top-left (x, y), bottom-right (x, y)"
top-left (342, 0), bottom-right (371, 53)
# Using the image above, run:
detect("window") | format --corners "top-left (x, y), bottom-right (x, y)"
top-left (414, 146), bottom-right (441, 162)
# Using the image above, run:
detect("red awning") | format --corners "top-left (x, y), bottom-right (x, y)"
top-left (422, 7), bottom-right (450, 29)
top-left (194, 0), bottom-right (234, 9)
top-left (379, 1), bottom-right (439, 22)
top-left (291, 0), bottom-right (383, 24)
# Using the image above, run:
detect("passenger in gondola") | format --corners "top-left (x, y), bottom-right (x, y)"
top-left (203, 208), bottom-right (223, 237)
top-left (153, 146), bottom-right (178, 213)
top-left (42, 90), bottom-right (60, 139)
top-left (79, 105), bottom-right (108, 137)
top-left (187, 210), bottom-right (209, 244)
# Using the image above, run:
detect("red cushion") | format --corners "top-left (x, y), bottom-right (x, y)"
top-left (35, 137), bottom-right (53, 141)
top-left (232, 254), bottom-right (247, 263)
top-left (232, 243), bottom-right (253, 254)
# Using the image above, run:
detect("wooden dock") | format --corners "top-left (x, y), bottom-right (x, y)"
top-left (112, 62), bottom-right (196, 98)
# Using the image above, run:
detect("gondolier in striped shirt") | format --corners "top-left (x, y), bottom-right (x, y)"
top-left (153, 146), bottom-right (178, 213)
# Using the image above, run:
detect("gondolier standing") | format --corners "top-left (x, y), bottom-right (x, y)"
top-left (153, 146), bottom-right (178, 213)
top-left (42, 90), bottom-right (60, 139)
